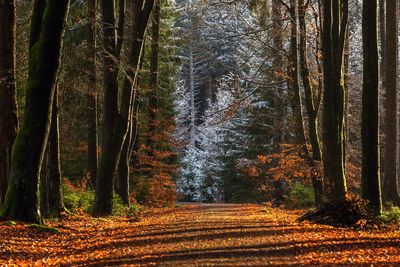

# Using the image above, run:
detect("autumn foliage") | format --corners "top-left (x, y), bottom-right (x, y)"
top-left (236, 144), bottom-right (361, 203)
top-left (132, 122), bottom-right (178, 208)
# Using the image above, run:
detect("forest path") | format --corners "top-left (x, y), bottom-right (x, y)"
top-left (1, 203), bottom-right (400, 266)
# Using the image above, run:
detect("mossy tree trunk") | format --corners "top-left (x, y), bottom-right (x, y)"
top-left (361, 0), bottom-right (382, 214)
top-left (0, 0), bottom-right (18, 205)
top-left (0, 0), bottom-right (69, 223)
top-left (321, 0), bottom-right (348, 204)
top-left (95, 0), bottom-right (154, 216)
top-left (382, 0), bottom-right (400, 205)
top-left (40, 86), bottom-right (65, 218)
top-left (87, 0), bottom-right (98, 189)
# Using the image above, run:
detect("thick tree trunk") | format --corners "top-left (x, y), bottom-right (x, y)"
top-left (87, 0), bottom-right (98, 189)
top-left (362, 0), bottom-right (382, 214)
top-left (147, 0), bottom-right (161, 153)
top-left (40, 86), bottom-right (65, 218)
top-left (288, 0), bottom-right (306, 146)
top-left (94, 0), bottom-right (125, 215)
top-left (382, 0), bottom-right (400, 204)
top-left (0, 0), bottom-right (69, 223)
top-left (0, 0), bottom-right (18, 205)
top-left (95, 0), bottom-right (154, 216)
top-left (321, 0), bottom-right (348, 204)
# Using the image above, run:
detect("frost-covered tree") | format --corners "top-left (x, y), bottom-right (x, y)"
top-left (175, 0), bottom-right (291, 202)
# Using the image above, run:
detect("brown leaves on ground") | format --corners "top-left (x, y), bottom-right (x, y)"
top-left (1, 204), bottom-right (399, 266)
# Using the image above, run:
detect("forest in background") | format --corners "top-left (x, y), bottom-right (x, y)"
top-left (0, 0), bottom-right (399, 226)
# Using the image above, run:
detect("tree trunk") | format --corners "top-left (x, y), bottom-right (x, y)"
top-left (115, 32), bottom-right (146, 206)
top-left (87, 0), bottom-right (98, 189)
top-left (147, 0), bottom-right (161, 153)
top-left (40, 86), bottom-right (65, 218)
top-left (321, 0), bottom-right (348, 204)
top-left (272, 0), bottom-right (284, 149)
top-left (379, 0), bottom-right (386, 95)
top-left (95, 0), bottom-right (154, 216)
top-left (0, 0), bottom-right (69, 223)
top-left (382, 0), bottom-right (400, 204)
top-left (288, 0), bottom-right (306, 146)
top-left (94, 0), bottom-right (125, 216)
top-left (298, 0), bottom-right (322, 161)
top-left (297, 0), bottom-right (323, 205)
top-left (362, 0), bottom-right (382, 214)
top-left (0, 0), bottom-right (18, 205)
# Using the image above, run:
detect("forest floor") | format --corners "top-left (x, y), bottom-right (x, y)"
top-left (1, 203), bottom-right (400, 266)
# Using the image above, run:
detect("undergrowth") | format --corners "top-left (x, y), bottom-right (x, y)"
top-left (284, 183), bottom-right (315, 209)
top-left (63, 179), bottom-right (142, 219)
top-left (380, 204), bottom-right (400, 224)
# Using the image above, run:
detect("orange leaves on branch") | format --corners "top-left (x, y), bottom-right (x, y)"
top-left (145, 173), bottom-right (177, 208)
top-left (238, 144), bottom-right (361, 192)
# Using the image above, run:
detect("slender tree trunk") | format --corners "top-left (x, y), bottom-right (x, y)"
top-left (362, 0), bottom-right (382, 214)
top-left (379, 0), bottom-right (386, 94)
top-left (0, 0), bottom-right (69, 223)
top-left (298, 0), bottom-right (322, 161)
top-left (344, 24), bottom-right (350, 163)
top-left (0, 0), bottom-right (18, 205)
top-left (188, 45), bottom-right (196, 145)
top-left (116, 129), bottom-right (131, 205)
top-left (321, 0), bottom-right (348, 204)
top-left (147, 0), bottom-right (161, 153)
top-left (87, 0), bottom-right (98, 189)
top-left (272, 0), bottom-right (284, 149)
top-left (288, 0), bottom-right (306, 146)
top-left (115, 33), bottom-right (146, 206)
top-left (383, 0), bottom-right (400, 204)
top-left (40, 86), bottom-right (65, 218)
top-left (297, 0), bottom-right (323, 205)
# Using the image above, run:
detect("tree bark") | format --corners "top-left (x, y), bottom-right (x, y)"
top-left (147, 0), bottom-right (161, 153)
top-left (382, 0), bottom-right (400, 204)
top-left (362, 0), bottom-right (382, 214)
top-left (298, 0), bottom-right (322, 161)
top-left (0, 0), bottom-right (69, 223)
top-left (95, 0), bottom-right (154, 216)
top-left (115, 27), bottom-right (146, 206)
top-left (321, 0), bottom-right (348, 204)
top-left (40, 86), bottom-right (65, 218)
top-left (288, 0), bottom-right (306, 146)
top-left (297, 0), bottom-right (323, 206)
top-left (0, 0), bottom-right (18, 205)
top-left (94, 0), bottom-right (125, 215)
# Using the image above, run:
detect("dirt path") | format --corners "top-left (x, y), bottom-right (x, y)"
top-left (1, 203), bottom-right (400, 266)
